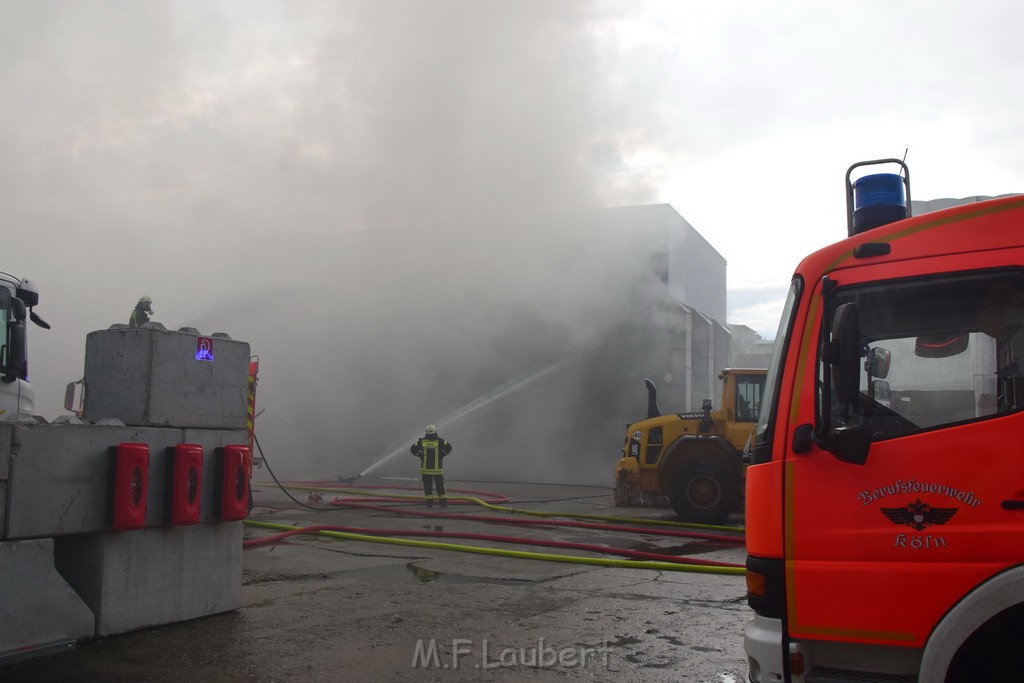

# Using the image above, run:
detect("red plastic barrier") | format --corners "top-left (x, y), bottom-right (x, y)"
top-left (171, 444), bottom-right (203, 526)
top-left (220, 445), bottom-right (250, 521)
top-left (112, 442), bottom-right (149, 531)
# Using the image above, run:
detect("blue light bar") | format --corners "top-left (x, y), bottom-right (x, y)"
top-left (852, 173), bottom-right (905, 210)
top-left (851, 172), bottom-right (907, 233)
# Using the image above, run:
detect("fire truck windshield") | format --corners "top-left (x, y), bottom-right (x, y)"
top-left (824, 268), bottom-right (1024, 440)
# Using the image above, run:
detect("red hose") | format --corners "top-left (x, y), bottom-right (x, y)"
top-left (331, 500), bottom-right (745, 545)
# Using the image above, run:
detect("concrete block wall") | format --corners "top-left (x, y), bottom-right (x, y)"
top-left (82, 327), bottom-right (250, 429)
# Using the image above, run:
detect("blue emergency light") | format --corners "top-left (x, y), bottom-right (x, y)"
top-left (853, 173), bottom-right (905, 211)
top-left (845, 160), bottom-right (911, 236)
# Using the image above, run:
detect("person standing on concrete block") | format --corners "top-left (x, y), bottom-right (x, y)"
top-left (129, 295), bottom-right (154, 328)
top-left (410, 425), bottom-right (452, 508)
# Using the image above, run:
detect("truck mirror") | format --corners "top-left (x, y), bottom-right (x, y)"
top-left (3, 319), bottom-right (26, 383)
top-left (866, 347), bottom-right (891, 379)
top-left (10, 297), bottom-right (25, 322)
top-left (830, 303), bottom-right (861, 403)
top-left (914, 333), bottom-right (968, 358)
top-left (822, 426), bottom-right (871, 465)
top-left (792, 423), bottom-right (815, 454)
top-left (64, 379), bottom-right (86, 417)
top-left (29, 310), bottom-right (50, 330)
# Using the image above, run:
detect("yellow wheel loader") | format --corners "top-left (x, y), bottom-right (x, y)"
top-left (613, 369), bottom-right (767, 524)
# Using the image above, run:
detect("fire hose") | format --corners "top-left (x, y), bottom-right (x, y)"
top-left (279, 482), bottom-right (746, 535)
top-left (243, 520), bottom-right (745, 575)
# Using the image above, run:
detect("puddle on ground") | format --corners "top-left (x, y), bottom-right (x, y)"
top-left (594, 537), bottom-right (732, 556)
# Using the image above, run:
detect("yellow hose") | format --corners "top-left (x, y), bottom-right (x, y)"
top-left (277, 483), bottom-right (746, 534)
top-left (244, 519), bottom-right (746, 576)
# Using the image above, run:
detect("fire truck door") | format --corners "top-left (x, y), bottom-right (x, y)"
top-left (785, 257), bottom-right (1024, 648)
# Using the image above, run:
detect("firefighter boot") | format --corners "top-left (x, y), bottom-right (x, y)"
top-left (426, 499), bottom-right (434, 508)
top-left (440, 498), bottom-right (448, 509)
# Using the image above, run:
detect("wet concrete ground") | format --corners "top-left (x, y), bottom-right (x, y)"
top-left (3, 478), bottom-right (750, 683)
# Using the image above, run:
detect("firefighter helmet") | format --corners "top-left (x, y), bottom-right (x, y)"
top-left (426, 425), bottom-right (437, 435)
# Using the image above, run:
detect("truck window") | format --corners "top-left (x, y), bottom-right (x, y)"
top-left (750, 277), bottom-right (802, 465)
top-left (824, 269), bottom-right (1024, 440)
top-left (735, 373), bottom-right (766, 422)
top-left (0, 287), bottom-right (9, 369)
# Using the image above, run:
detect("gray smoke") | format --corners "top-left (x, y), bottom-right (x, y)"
top-left (3, 1), bottom-right (674, 485)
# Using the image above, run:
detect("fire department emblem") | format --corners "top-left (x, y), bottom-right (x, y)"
top-left (880, 498), bottom-right (957, 531)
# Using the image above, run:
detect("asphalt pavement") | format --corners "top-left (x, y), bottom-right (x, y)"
top-left (2, 478), bottom-right (750, 683)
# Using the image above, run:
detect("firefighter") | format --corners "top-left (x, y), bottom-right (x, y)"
top-left (410, 425), bottom-right (452, 508)
top-left (129, 295), bottom-right (154, 328)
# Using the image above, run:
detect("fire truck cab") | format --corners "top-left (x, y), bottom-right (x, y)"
top-left (744, 160), bottom-right (1024, 681)
top-left (0, 272), bottom-right (47, 416)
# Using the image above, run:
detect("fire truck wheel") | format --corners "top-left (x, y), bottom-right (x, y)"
top-left (669, 455), bottom-right (738, 524)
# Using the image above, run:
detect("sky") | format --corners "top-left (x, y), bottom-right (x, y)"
top-left (619, 1), bottom-right (1024, 336)
top-left (3, 1), bottom-right (1023, 479)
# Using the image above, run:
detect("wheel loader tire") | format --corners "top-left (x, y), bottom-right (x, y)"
top-left (669, 456), bottom-right (738, 524)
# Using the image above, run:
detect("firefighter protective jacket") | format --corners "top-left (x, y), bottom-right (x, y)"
top-left (129, 302), bottom-right (151, 329)
top-left (410, 434), bottom-right (452, 475)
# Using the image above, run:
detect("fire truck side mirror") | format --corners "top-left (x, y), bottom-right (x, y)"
top-left (65, 379), bottom-right (86, 417)
top-left (822, 426), bottom-right (871, 465)
top-left (830, 303), bottom-right (861, 404)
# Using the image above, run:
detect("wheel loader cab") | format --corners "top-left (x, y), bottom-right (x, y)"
top-left (722, 370), bottom-right (766, 450)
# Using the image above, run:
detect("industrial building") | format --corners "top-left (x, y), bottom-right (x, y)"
top-left (599, 204), bottom-right (732, 412)
top-left (729, 324), bottom-right (775, 369)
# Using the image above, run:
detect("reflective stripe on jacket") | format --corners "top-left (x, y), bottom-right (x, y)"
top-left (412, 436), bottom-right (451, 475)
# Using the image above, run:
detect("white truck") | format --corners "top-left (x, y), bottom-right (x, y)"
top-left (0, 273), bottom-right (256, 663)
top-left (0, 272), bottom-right (48, 416)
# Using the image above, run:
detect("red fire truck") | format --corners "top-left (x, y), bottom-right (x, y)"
top-left (743, 159), bottom-right (1024, 682)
